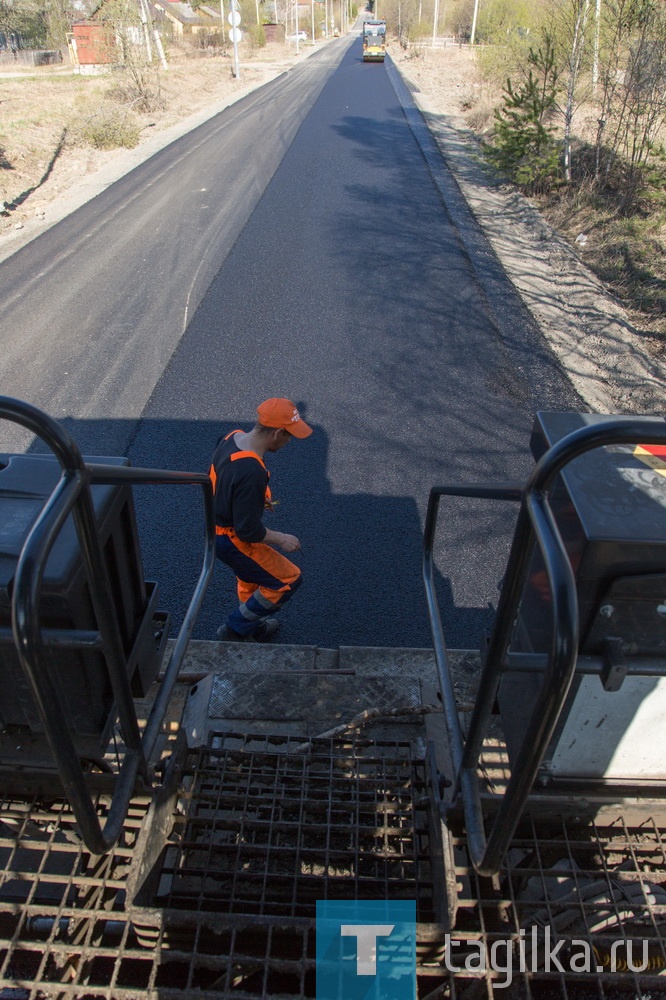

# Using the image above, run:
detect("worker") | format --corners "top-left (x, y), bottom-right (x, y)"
top-left (210, 398), bottom-right (313, 642)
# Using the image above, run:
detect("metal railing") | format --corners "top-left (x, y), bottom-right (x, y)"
top-left (0, 396), bottom-right (216, 855)
top-left (423, 417), bottom-right (666, 877)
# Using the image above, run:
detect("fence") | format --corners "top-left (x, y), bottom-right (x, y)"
top-left (0, 49), bottom-right (63, 66)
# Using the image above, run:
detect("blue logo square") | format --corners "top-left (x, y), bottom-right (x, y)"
top-left (316, 900), bottom-right (416, 1000)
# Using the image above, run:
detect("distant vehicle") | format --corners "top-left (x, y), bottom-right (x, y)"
top-left (286, 30), bottom-right (308, 41)
top-left (362, 18), bottom-right (386, 61)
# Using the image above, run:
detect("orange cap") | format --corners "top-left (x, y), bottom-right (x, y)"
top-left (257, 398), bottom-right (313, 439)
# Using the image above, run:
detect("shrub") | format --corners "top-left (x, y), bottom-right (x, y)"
top-left (194, 28), bottom-right (225, 49)
top-left (246, 23), bottom-right (266, 48)
top-left (68, 105), bottom-right (141, 150)
top-left (106, 64), bottom-right (166, 114)
top-left (476, 43), bottom-right (527, 87)
top-left (406, 21), bottom-right (430, 45)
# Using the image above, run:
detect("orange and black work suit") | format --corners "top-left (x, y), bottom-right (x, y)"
top-left (209, 430), bottom-right (302, 637)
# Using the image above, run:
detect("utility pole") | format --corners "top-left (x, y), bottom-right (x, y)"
top-left (153, 25), bottom-right (168, 68)
top-left (138, 0), bottom-right (153, 62)
top-left (139, 0), bottom-right (169, 69)
top-left (432, 0), bottom-right (438, 40)
top-left (139, 0), bottom-right (167, 70)
top-left (470, 0), bottom-right (479, 44)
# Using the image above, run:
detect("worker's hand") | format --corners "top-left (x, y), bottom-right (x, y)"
top-left (263, 528), bottom-right (302, 552)
top-left (278, 533), bottom-right (301, 553)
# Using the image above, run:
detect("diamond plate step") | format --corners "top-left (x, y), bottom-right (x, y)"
top-left (173, 640), bottom-right (440, 679)
top-left (178, 642), bottom-right (444, 747)
top-left (208, 671), bottom-right (422, 720)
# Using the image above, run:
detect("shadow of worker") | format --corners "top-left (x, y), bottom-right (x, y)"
top-left (18, 410), bottom-right (494, 651)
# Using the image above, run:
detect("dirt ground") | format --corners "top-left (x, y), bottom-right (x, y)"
top-left (1, 37), bottom-right (664, 413)
top-left (0, 42), bottom-right (308, 233)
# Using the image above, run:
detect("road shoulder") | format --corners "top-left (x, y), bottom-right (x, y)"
top-left (387, 52), bottom-right (665, 416)
top-left (0, 42), bottom-right (332, 265)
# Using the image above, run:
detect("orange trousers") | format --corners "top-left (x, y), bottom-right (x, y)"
top-left (216, 528), bottom-right (302, 636)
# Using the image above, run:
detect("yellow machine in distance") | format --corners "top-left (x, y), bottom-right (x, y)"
top-left (362, 18), bottom-right (386, 61)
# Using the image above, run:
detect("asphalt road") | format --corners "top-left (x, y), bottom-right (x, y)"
top-left (0, 41), bottom-right (345, 455)
top-left (129, 39), bottom-right (581, 649)
top-left (0, 36), bottom-right (581, 650)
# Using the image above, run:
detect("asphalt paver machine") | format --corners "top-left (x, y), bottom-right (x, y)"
top-left (0, 395), bottom-right (665, 999)
top-left (423, 409), bottom-right (666, 996)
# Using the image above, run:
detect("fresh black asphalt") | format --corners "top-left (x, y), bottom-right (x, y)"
top-left (0, 43), bottom-right (341, 455)
top-left (125, 38), bottom-right (581, 650)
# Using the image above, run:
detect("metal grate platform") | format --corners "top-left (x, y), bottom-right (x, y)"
top-left (0, 790), bottom-right (150, 999)
top-left (156, 733), bottom-right (440, 920)
top-left (0, 735), bottom-right (445, 999)
top-left (1, 736), bottom-right (665, 997)
top-left (444, 811), bottom-right (666, 997)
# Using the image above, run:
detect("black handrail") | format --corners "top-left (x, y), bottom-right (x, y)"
top-left (422, 483), bottom-right (523, 780)
top-left (423, 417), bottom-right (666, 877)
top-left (0, 397), bottom-right (215, 855)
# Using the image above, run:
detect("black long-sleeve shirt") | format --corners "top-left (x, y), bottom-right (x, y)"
top-left (210, 433), bottom-right (269, 543)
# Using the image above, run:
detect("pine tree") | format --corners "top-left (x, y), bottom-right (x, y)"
top-left (487, 35), bottom-right (562, 192)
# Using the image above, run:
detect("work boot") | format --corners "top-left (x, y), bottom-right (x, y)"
top-left (217, 618), bottom-right (280, 643)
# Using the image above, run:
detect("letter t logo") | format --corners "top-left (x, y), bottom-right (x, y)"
top-left (340, 925), bottom-right (395, 975)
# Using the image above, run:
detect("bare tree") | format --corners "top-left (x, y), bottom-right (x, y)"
top-left (96, 0), bottom-right (165, 110)
top-left (0, 0), bottom-right (75, 48)
top-left (550, 0), bottom-right (592, 182)
top-left (595, 0), bottom-right (666, 205)
top-left (381, 0), bottom-right (418, 46)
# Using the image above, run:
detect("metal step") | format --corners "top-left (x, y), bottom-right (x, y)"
top-left (170, 639), bottom-right (444, 679)
top-left (175, 641), bottom-right (446, 749)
